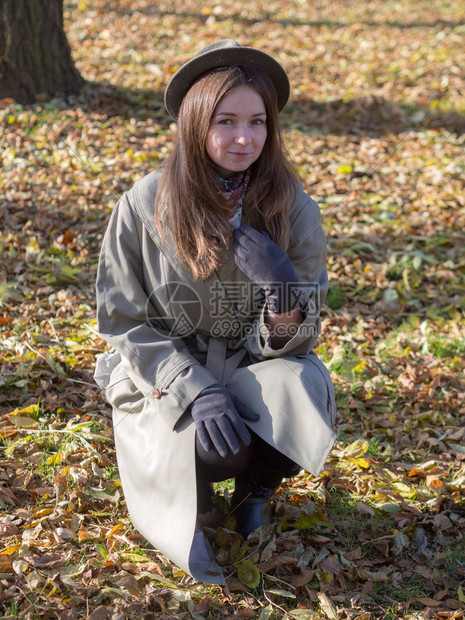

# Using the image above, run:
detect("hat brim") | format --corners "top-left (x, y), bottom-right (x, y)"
top-left (164, 46), bottom-right (290, 119)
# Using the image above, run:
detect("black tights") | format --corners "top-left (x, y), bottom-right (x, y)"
top-left (195, 430), bottom-right (301, 482)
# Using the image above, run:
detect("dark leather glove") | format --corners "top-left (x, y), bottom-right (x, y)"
top-left (233, 222), bottom-right (300, 314)
top-left (191, 383), bottom-right (260, 457)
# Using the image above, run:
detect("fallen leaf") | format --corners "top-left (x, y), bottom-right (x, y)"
top-left (293, 569), bottom-right (316, 588)
top-left (24, 552), bottom-right (67, 569)
top-left (235, 559), bottom-right (261, 589)
top-left (317, 592), bottom-right (338, 620)
top-left (426, 475), bottom-right (447, 493)
top-left (356, 501), bottom-right (375, 517)
top-left (417, 597), bottom-right (441, 607)
top-left (266, 589), bottom-right (296, 599)
top-left (196, 596), bottom-right (212, 614)
top-left (56, 527), bottom-right (75, 540)
top-left (0, 553), bottom-right (14, 572)
top-left (258, 555), bottom-right (297, 572)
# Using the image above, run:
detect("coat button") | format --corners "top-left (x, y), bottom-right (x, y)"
top-left (152, 388), bottom-right (161, 399)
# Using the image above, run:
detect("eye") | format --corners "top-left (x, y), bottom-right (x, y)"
top-left (251, 119), bottom-right (265, 125)
top-left (218, 118), bottom-right (232, 125)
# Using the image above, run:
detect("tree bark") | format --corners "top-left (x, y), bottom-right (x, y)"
top-left (0, 0), bottom-right (83, 104)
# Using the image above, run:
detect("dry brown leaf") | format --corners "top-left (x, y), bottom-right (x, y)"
top-left (258, 555), bottom-right (298, 572)
top-left (0, 553), bottom-right (14, 572)
top-left (345, 546), bottom-right (363, 561)
top-left (141, 561), bottom-right (164, 576)
top-left (417, 597), bottom-right (442, 607)
top-left (196, 596), bottom-right (213, 614)
top-left (362, 580), bottom-right (374, 595)
top-left (238, 608), bottom-right (256, 619)
top-left (24, 552), bottom-right (67, 569)
top-left (108, 571), bottom-right (140, 595)
top-left (318, 554), bottom-right (342, 575)
top-left (0, 523), bottom-right (20, 537)
top-left (445, 599), bottom-right (465, 610)
top-left (292, 569), bottom-right (316, 588)
top-left (87, 607), bottom-right (110, 620)
top-left (356, 501), bottom-right (376, 517)
top-left (372, 539), bottom-right (390, 557)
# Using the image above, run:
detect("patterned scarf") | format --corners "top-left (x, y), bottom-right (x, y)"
top-left (218, 169), bottom-right (250, 230)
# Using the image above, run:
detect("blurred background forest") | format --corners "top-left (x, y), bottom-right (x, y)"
top-left (0, 1), bottom-right (464, 618)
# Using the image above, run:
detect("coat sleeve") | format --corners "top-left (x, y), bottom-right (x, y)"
top-left (245, 192), bottom-right (328, 358)
top-left (96, 192), bottom-right (217, 430)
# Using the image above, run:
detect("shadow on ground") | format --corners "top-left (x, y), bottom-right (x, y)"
top-left (42, 80), bottom-right (465, 138)
top-left (96, 3), bottom-right (465, 31)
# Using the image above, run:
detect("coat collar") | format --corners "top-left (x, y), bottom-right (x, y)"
top-left (130, 174), bottom-right (239, 285)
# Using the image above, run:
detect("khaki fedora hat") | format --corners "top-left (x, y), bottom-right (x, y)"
top-left (164, 39), bottom-right (290, 119)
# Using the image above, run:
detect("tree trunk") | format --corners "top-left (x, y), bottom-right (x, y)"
top-left (0, 0), bottom-right (83, 104)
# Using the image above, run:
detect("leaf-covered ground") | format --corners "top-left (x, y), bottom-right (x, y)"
top-left (1, 0), bottom-right (464, 618)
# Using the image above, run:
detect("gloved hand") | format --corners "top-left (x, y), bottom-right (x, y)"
top-left (191, 383), bottom-right (260, 457)
top-left (233, 222), bottom-right (299, 314)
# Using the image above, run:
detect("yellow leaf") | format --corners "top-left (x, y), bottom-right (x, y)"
top-left (32, 508), bottom-right (54, 519)
top-left (121, 551), bottom-right (153, 563)
top-left (393, 481), bottom-right (416, 495)
top-left (6, 403), bottom-right (40, 427)
top-left (342, 439), bottom-right (368, 458)
top-left (458, 585), bottom-right (465, 603)
top-left (1, 544), bottom-right (21, 555)
top-left (349, 457), bottom-right (370, 469)
top-left (337, 164), bottom-right (353, 175)
top-left (9, 404), bottom-right (40, 416)
top-left (6, 415), bottom-right (38, 428)
top-left (107, 523), bottom-right (124, 538)
top-left (47, 452), bottom-right (63, 465)
top-left (293, 513), bottom-right (321, 529)
top-left (353, 361), bottom-right (366, 374)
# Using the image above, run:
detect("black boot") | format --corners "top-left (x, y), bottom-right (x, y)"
top-left (231, 457), bottom-right (290, 539)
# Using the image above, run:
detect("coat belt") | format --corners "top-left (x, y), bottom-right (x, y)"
top-left (205, 337), bottom-right (246, 385)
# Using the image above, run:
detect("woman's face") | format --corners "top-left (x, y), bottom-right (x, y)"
top-left (205, 85), bottom-right (267, 177)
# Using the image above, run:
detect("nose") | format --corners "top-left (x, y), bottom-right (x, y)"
top-left (234, 124), bottom-right (252, 145)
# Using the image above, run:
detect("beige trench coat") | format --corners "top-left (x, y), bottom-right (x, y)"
top-left (95, 170), bottom-right (336, 585)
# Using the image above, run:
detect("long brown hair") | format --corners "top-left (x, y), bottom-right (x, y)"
top-left (155, 65), bottom-right (299, 280)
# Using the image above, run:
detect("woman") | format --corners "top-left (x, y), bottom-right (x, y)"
top-left (95, 39), bottom-right (336, 585)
